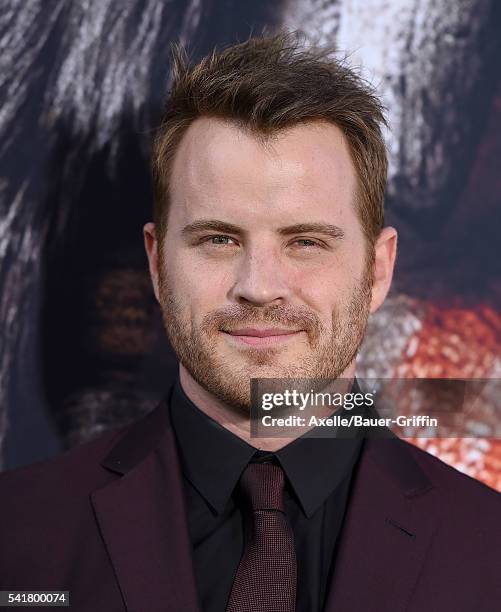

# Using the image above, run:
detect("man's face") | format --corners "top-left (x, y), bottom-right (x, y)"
top-left (153, 118), bottom-right (376, 413)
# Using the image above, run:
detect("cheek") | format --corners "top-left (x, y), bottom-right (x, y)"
top-left (295, 272), bottom-right (339, 329)
top-left (176, 258), bottom-right (231, 320)
top-left (293, 253), bottom-right (364, 321)
top-left (293, 257), bottom-right (350, 302)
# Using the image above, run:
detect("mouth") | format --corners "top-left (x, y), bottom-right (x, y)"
top-left (221, 327), bottom-right (305, 347)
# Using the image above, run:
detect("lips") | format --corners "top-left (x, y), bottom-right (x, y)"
top-left (224, 328), bottom-right (301, 337)
top-left (221, 327), bottom-right (304, 347)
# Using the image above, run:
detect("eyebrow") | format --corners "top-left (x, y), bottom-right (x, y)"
top-left (181, 219), bottom-right (345, 241)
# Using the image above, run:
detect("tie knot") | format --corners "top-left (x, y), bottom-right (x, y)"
top-left (238, 462), bottom-right (286, 512)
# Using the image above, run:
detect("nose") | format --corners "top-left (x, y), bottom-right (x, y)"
top-left (228, 246), bottom-right (291, 306)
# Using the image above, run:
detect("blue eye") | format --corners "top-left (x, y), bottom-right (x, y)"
top-left (294, 239), bottom-right (321, 248)
top-left (208, 235), bottom-right (236, 245)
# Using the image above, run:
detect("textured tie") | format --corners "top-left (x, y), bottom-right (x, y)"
top-left (225, 461), bottom-right (297, 612)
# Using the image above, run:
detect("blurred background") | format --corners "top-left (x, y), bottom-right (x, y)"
top-left (0, 0), bottom-right (500, 490)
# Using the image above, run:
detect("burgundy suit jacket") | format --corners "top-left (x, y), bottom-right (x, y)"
top-left (1, 383), bottom-right (500, 611)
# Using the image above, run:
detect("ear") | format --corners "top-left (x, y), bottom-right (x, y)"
top-left (370, 226), bottom-right (398, 314)
top-left (143, 222), bottom-right (161, 302)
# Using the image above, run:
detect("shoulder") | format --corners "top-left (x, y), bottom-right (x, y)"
top-left (364, 434), bottom-right (501, 531)
top-left (0, 392), bottom-right (173, 508)
top-left (0, 424), bottom-right (129, 504)
top-left (403, 439), bottom-right (501, 507)
top-left (0, 423), bottom-right (139, 589)
top-left (362, 435), bottom-right (501, 590)
top-left (385, 438), bottom-right (501, 551)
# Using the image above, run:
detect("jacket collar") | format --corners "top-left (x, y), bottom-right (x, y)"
top-left (92, 381), bottom-right (202, 612)
top-left (99, 383), bottom-right (175, 476)
top-left (324, 435), bottom-right (438, 611)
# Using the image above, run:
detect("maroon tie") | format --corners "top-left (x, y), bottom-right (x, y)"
top-left (225, 462), bottom-right (297, 612)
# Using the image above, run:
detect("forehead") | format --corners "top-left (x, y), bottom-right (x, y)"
top-left (169, 116), bottom-right (358, 222)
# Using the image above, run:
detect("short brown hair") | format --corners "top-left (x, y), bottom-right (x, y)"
top-left (151, 31), bottom-right (388, 253)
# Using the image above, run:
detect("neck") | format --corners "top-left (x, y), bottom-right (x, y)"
top-left (178, 362), bottom-right (357, 451)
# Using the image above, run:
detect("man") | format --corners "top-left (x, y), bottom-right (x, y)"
top-left (0, 32), bottom-right (499, 612)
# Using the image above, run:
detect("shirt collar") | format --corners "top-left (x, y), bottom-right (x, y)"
top-left (170, 374), bottom-right (363, 518)
top-left (170, 376), bottom-right (256, 515)
top-left (275, 426), bottom-right (362, 517)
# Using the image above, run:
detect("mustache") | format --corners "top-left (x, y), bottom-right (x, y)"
top-left (200, 304), bottom-right (323, 337)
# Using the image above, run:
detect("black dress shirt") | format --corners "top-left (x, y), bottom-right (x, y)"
top-left (170, 376), bottom-right (364, 612)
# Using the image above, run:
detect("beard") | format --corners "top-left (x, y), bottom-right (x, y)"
top-left (158, 259), bottom-right (373, 414)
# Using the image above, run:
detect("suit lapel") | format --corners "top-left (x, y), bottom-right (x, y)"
top-left (325, 436), bottom-right (440, 612)
top-left (91, 387), bottom-right (201, 612)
